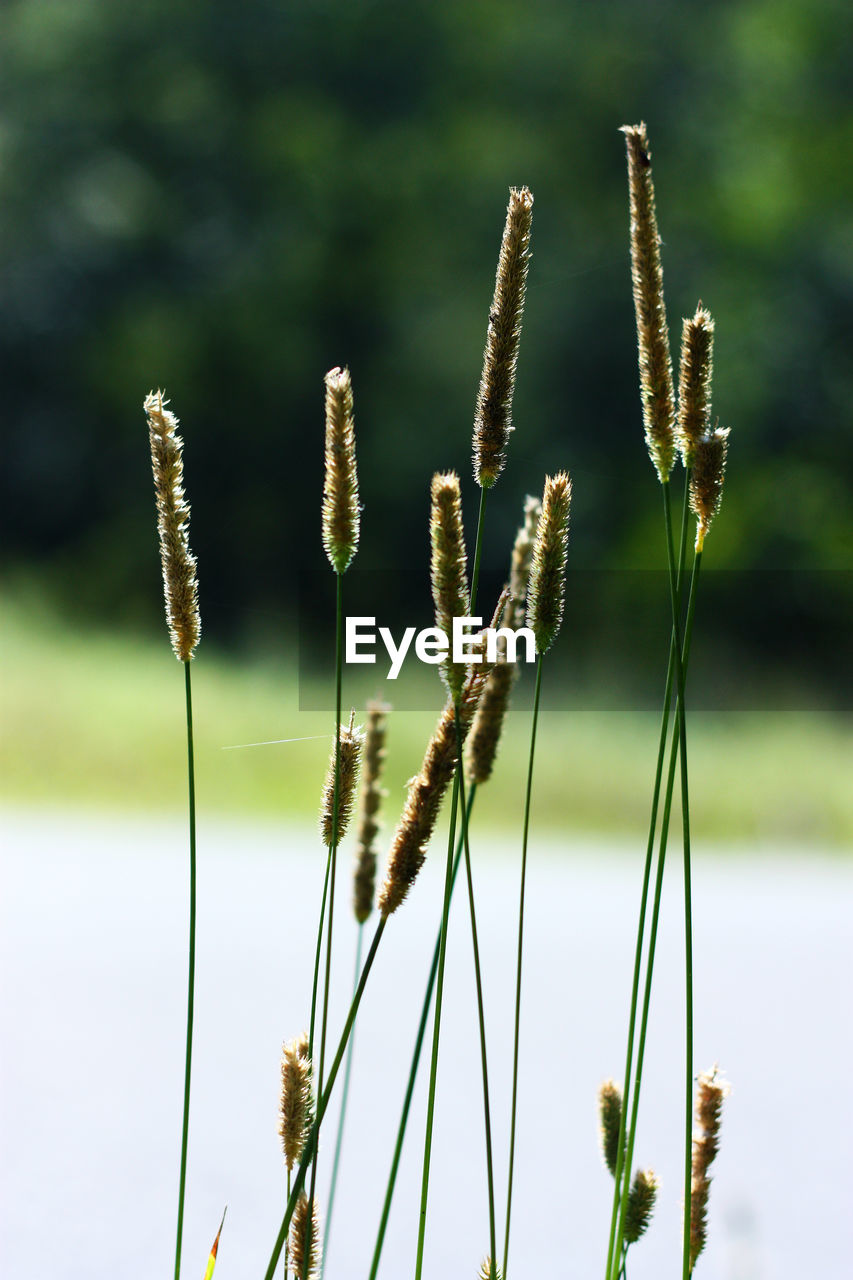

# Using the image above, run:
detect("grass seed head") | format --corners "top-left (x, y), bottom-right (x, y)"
top-left (278, 1032), bottom-right (313, 1171)
top-left (473, 186), bottom-right (534, 489)
top-left (678, 304), bottom-right (715, 468)
top-left (621, 123), bottom-right (676, 482)
top-left (625, 1167), bottom-right (659, 1244)
top-left (597, 1078), bottom-right (622, 1178)
top-left (289, 1192), bottom-right (321, 1280)
top-left (478, 1259), bottom-right (503, 1280)
top-left (430, 471), bottom-right (469, 701)
top-left (689, 1065), bottom-right (730, 1272)
top-left (526, 471), bottom-right (572, 654)
top-left (320, 711), bottom-right (365, 847)
top-left (144, 390), bottom-right (200, 663)
top-left (689, 426), bottom-right (730, 551)
top-left (322, 366), bottom-right (360, 574)
top-left (352, 699), bottom-right (390, 923)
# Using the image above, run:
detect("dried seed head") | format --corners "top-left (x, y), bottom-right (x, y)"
top-left (625, 1168), bottom-right (659, 1244)
top-left (597, 1079), bottom-right (622, 1178)
top-left (689, 1066), bottom-right (730, 1273)
top-left (278, 1032), bottom-right (313, 1170)
top-left (352, 700), bottom-right (390, 923)
top-left (430, 472), bottom-right (469, 700)
top-left (677, 304), bottom-right (715, 468)
top-left (319, 711), bottom-right (365, 847)
top-left (689, 426), bottom-right (730, 551)
top-left (289, 1193), bottom-right (321, 1280)
top-left (465, 497), bottom-right (540, 784)
top-left (322, 366), bottom-right (360, 574)
top-left (145, 391), bottom-right (201, 662)
top-left (378, 632), bottom-right (499, 917)
top-left (473, 186), bottom-right (534, 489)
top-left (526, 472), bottom-right (572, 654)
top-left (621, 123), bottom-right (676, 481)
top-left (478, 1259), bottom-right (503, 1280)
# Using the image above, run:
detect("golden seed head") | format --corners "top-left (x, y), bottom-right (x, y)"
top-left (289, 1193), bottom-right (321, 1280)
top-left (144, 390), bottom-right (201, 663)
top-left (478, 1259), bottom-right (503, 1280)
top-left (278, 1032), bottom-right (313, 1171)
top-left (352, 700), bottom-right (391, 923)
top-left (322, 366), bottom-right (360, 574)
top-left (473, 186), bottom-right (534, 489)
top-left (509, 494), bottom-right (542, 626)
top-left (597, 1078), bottom-right (622, 1178)
top-left (430, 471), bottom-right (469, 700)
top-left (625, 1168), bottom-right (659, 1244)
top-left (677, 304), bottom-right (715, 468)
top-left (689, 1065), bottom-right (730, 1272)
top-left (689, 425), bottom-right (730, 551)
top-left (621, 123), bottom-right (676, 482)
top-left (526, 472), bottom-right (572, 654)
top-left (319, 711), bottom-right (365, 847)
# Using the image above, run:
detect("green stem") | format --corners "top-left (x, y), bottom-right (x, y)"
top-left (455, 725), bottom-right (497, 1274)
top-left (284, 1169), bottom-right (291, 1280)
top-left (263, 917), bottom-right (388, 1280)
top-left (173, 659), bottom-right (197, 1280)
top-left (309, 858), bottom-right (331, 1061)
top-left (470, 487), bottom-right (488, 613)
top-left (368, 787), bottom-right (476, 1280)
top-left (305, 571), bottom-right (345, 1277)
top-left (503, 653), bottom-right (543, 1280)
top-left (322, 923), bottom-right (364, 1270)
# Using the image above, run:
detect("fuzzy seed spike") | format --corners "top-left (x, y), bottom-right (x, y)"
top-left (689, 1066), bottom-right (730, 1273)
top-left (678, 304), bottom-right (715, 468)
top-left (508, 494), bottom-right (542, 623)
top-left (526, 472), bottom-right (572, 654)
top-left (352, 700), bottom-right (390, 923)
top-left (478, 1259), bottom-right (503, 1280)
top-left (319, 712), bottom-right (365, 847)
top-left (689, 425), bottom-right (730, 551)
top-left (625, 1168), bottom-right (658, 1244)
top-left (621, 123), bottom-right (676, 481)
top-left (279, 1032), bottom-right (313, 1171)
top-left (598, 1078), bottom-right (622, 1178)
top-left (430, 471), bottom-right (469, 700)
top-left (289, 1193), bottom-right (321, 1280)
top-left (322, 366), bottom-right (360, 573)
top-left (144, 390), bottom-right (201, 662)
top-left (473, 186), bottom-right (534, 489)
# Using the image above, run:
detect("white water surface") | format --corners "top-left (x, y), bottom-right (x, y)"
top-left (1, 809), bottom-right (851, 1279)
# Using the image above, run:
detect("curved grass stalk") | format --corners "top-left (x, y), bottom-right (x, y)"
top-left (322, 922), bottom-right (364, 1269)
top-left (173, 659), bottom-right (197, 1280)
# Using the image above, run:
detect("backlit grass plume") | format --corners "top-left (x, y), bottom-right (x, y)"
top-left (144, 390), bottom-right (200, 662)
top-left (677, 305), bottom-right (715, 468)
top-left (289, 1193), bottom-right (321, 1280)
top-left (689, 1067), bottom-right (729, 1273)
top-left (320, 712), bottom-right (364, 847)
top-left (322, 366), bottom-right (360, 574)
top-left (621, 124), bottom-right (676, 482)
top-left (279, 1032), bottom-right (313, 1172)
top-left (526, 472), bottom-right (572, 654)
top-left (598, 1079), bottom-right (622, 1178)
top-left (473, 186), bottom-right (534, 489)
top-left (624, 1168), bottom-right (658, 1244)
top-left (430, 471), bottom-right (469, 700)
top-left (689, 426), bottom-right (730, 551)
top-left (353, 700), bottom-right (390, 923)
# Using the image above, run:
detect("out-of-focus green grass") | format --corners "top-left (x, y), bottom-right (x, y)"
top-left (2, 597), bottom-right (851, 846)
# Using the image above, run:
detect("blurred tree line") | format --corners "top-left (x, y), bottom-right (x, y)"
top-left (1, 0), bottom-right (851, 698)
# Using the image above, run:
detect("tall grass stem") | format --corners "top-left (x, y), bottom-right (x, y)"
top-left (322, 923), bottom-right (364, 1269)
top-left (173, 659), bottom-right (197, 1280)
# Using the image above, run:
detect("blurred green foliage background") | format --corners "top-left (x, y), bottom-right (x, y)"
top-left (1, 0), bottom-right (852, 827)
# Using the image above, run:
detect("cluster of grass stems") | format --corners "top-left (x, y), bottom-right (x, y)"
top-left (146, 123), bottom-right (730, 1280)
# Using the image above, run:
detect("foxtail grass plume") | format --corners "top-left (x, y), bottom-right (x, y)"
top-left (322, 366), bottom-right (360, 573)
top-left (621, 124), bottom-right (676, 481)
top-left (144, 391), bottom-right (200, 662)
top-left (597, 1079), bottom-right (622, 1178)
top-left (624, 1168), bottom-right (658, 1244)
top-left (473, 186), bottom-right (534, 489)
top-left (378, 599), bottom-right (506, 917)
top-left (689, 426), bottom-right (730, 551)
top-left (689, 1066), bottom-right (730, 1273)
top-left (465, 497), bottom-right (540, 784)
top-left (320, 711), bottom-right (365, 847)
top-left (352, 700), bottom-right (390, 923)
top-left (289, 1192), bottom-right (321, 1280)
top-left (279, 1032), bottom-right (313, 1171)
top-left (478, 1259), bottom-right (503, 1280)
top-left (677, 304), bottom-right (715, 468)
top-left (430, 471), bottom-right (469, 700)
top-left (526, 472), bottom-right (572, 654)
